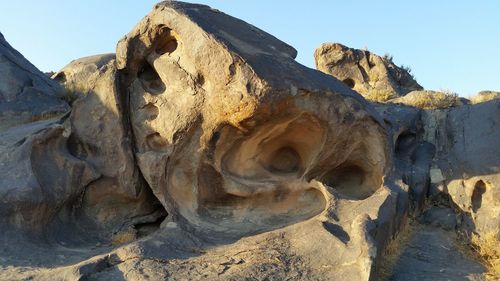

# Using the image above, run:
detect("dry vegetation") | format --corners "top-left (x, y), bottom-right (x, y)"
top-left (456, 230), bottom-right (500, 281)
top-left (377, 220), bottom-right (417, 281)
top-left (468, 91), bottom-right (500, 104)
top-left (389, 90), bottom-right (462, 109)
top-left (111, 227), bottom-right (137, 246)
top-left (364, 90), bottom-right (399, 102)
top-left (470, 232), bottom-right (500, 280)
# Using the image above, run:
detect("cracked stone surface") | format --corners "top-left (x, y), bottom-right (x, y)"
top-left (0, 1), bottom-right (498, 281)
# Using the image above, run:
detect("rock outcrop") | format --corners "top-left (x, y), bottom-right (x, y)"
top-left (423, 100), bottom-right (500, 234)
top-left (0, 32), bottom-right (69, 132)
top-left (315, 43), bottom-right (423, 101)
top-left (0, 1), bottom-right (498, 281)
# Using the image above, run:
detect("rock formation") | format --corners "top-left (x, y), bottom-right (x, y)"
top-left (0, 1), bottom-right (498, 281)
top-left (0, 32), bottom-right (69, 131)
top-left (315, 43), bottom-right (423, 101)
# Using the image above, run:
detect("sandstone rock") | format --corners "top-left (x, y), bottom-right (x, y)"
top-left (315, 43), bottom-right (422, 101)
top-left (0, 32), bottom-right (88, 232)
top-left (374, 103), bottom-right (433, 213)
top-left (115, 1), bottom-right (393, 240)
top-left (0, 1), bottom-right (499, 280)
top-left (0, 2), bottom-right (409, 280)
top-left (51, 54), bottom-right (166, 238)
top-left (0, 119), bottom-right (99, 231)
top-left (426, 99), bottom-right (500, 235)
top-left (377, 95), bottom-right (500, 236)
top-left (0, 32), bottom-right (69, 131)
top-left (111, 3), bottom-right (408, 280)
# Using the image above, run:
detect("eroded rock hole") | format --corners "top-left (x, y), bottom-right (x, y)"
top-left (322, 164), bottom-right (373, 199)
top-left (134, 213), bottom-right (168, 238)
top-left (154, 26), bottom-right (178, 55)
top-left (146, 132), bottom-right (168, 151)
top-left (52, 71), bottom-right (66, 83)
top-left (395, 132), bottom-right (417, 156)
top-left (138, 62), bottom-right (166, 95)
top-left (141, 103), bottom-right (159, 120)
top-left (472, 180), bottom-right (486, 213)
top-left (196, 73), bottom-right (205, 86)
top-left (268, 146), bottom-right (301, 173)
top-left (198, 163), bottom-right (230, 206)
top-left (342, 78), bottom-right (355, 88)
top-left (67, 133), bottom-right (89, 159)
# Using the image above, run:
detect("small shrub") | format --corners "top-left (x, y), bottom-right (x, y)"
top-left (390, 90), bottom-right (461, 109)
top-left (364, 90), bottom-right (398, 102)
top-left (383, 52), bottom-right (394, 62)
top-left (469, 91), bottom-right (500, 104)
top-left (400, 65), bottom-right (413, 77)
top-left (377, 220), bottom-right (417, 281)
top-left (111, 227), bottom-right (137, 245)
top-left (471, 232), bottom-right (500, 280)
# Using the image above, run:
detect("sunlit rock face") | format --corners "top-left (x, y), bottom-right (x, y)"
top-left (420, 101), bottom-right (500, 235)
top-left (315, 43), bottom-right (423, 101)
top-left (115, 2), bottom-right (392, 240)
top-left (0, 2), bottom-right (407, 280)
top-left (1, 1), bottom-right (498, 281)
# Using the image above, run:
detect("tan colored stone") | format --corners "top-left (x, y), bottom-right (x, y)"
top-left (1, 2), bottom-right (499, 281)
top-left (315, 43), bottom-right (422, 101)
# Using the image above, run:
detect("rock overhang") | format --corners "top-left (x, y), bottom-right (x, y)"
top-left (112, 1), bottom-right (394, 237)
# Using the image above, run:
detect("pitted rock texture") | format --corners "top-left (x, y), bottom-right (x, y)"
top-left (0, 1), bottom-right (498, 281)
top-left (115, 1), bottom-right (391, 240)
top-left (51, 54), bottom-right (166, 240)
top-left (315, 43), bottom-right (423, 101)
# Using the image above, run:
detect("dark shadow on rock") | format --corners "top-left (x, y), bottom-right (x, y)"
top-left (322, 222), bottom-right (350, 244)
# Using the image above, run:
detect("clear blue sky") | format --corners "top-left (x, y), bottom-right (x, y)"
top-left (1, 1), bottom-right (499, 96)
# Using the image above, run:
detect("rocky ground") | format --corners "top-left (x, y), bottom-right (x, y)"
top-left (0, 1), bottom-right (498, 281)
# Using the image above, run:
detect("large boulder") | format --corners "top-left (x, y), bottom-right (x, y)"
top-left (0, 2), bottom-right (409, 281)
top-left (0, 32), bottom-right (69, 131)
top-left (315, 43), bottom-right (422, 101)
top-left (0, 31), bottom-right (84, 232)
top-left (50, 54), bottom-right (165, 241)
top-left (0, 1), bottom-right (498, 281)
top-left (111, 3), bottom-right (407, 279)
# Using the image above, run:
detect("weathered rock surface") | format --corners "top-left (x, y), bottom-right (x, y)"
top-left (423, 99), bottom-right (500, 235)
top-left (115, 1), bottom-right (393, 241)
top-left (50, 54), bottom-right (165, 240)
top-left (0, 32), bottom-right (89, 232)
top-left (0, 2), bottom-right (408, 280)
top-left (0, 32), bottom-right (69, 131)
top-left (420, 207), bottom-right (457, 231)
top-left (390, 226), bottom-right (486, 281)
top-left (315, 43), bottom-right (422, 101)
top-left (0, 1), bottom-right (498, 281)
